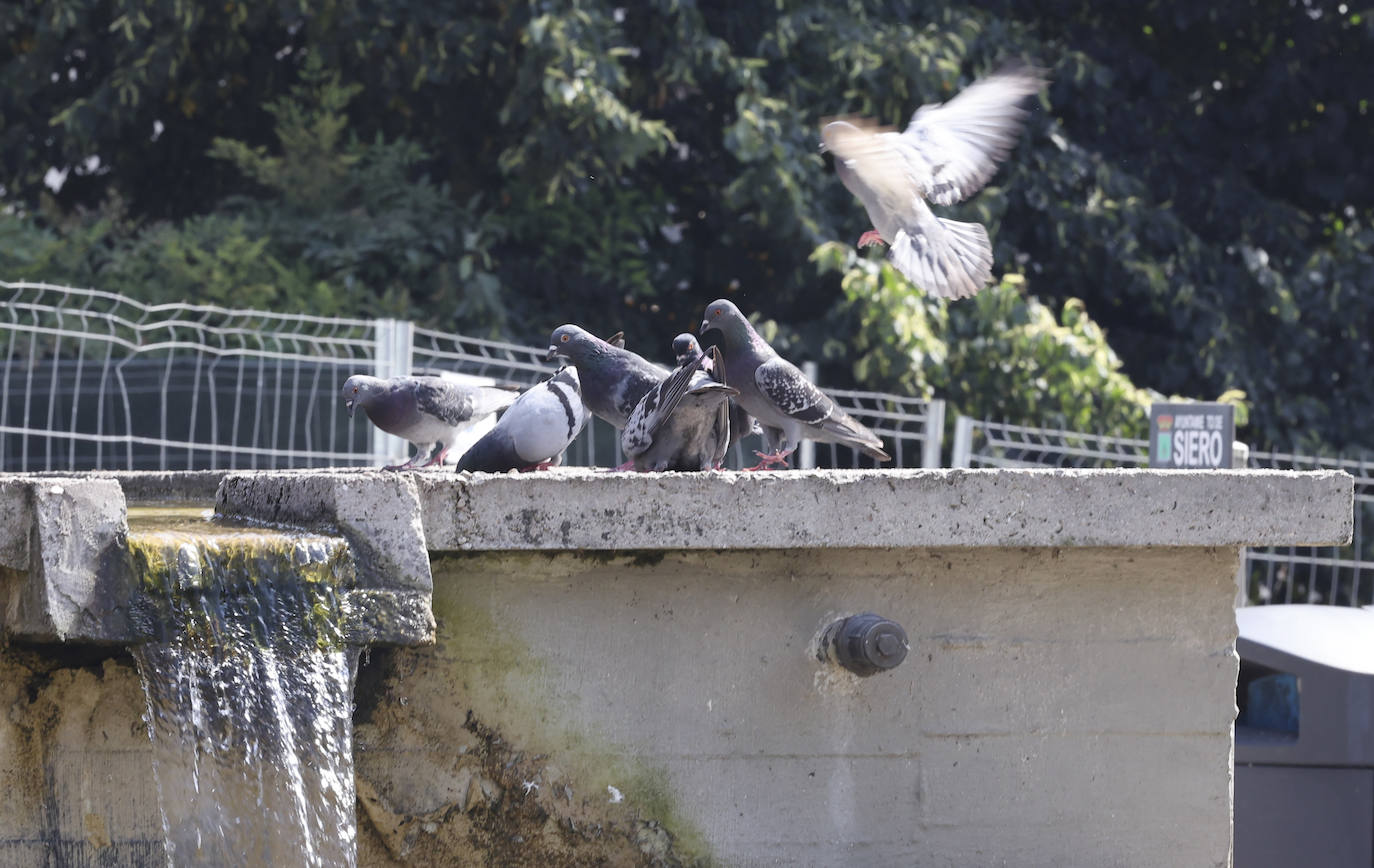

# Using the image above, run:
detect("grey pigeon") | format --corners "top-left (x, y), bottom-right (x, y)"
top-left (620, 334), bottom-right (739, 472)
top-left (821, 63), bottom-right (1047, 299)
top-left (546, 325), bottom-right (668, 429)
top-left (342, 374), bottom-right (518, 470)
top-left (674, 335), bottom-right (760, 455)
top-left (455, 367), bottom-right (587, 473)
top-left (699, 299), bottom-right (891, 469)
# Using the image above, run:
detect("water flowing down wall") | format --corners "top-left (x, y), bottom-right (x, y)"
top-left (128, 517), bottom-right (359, 866)
top-left (0, 468), bottom-right (1356, 866)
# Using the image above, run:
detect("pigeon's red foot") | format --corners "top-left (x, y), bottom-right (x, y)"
top-left (745, 448), bottom-right (794, 471)
top-left (419, 448), bottom-right (449, 468)
top-left (857, 229), bottom-right (886, 248)
top-left (519, 460), bottom-right (558, 472)
top-left (383, 460), bottom-right (418, 471)
top-left (597, 460), bottom-right (636, 473)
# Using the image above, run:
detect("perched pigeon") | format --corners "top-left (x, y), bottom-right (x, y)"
top-left (546, 325), bottom-right (668, 429)
top-left (821, 63), bottom-right (1047, 299)
top-left (621, 334), bottom-right (739, 472)
top-left (699, 299), bottom-right (890, 469)
top-left (342, 374), bottom-right (518, 470)
top-left (674, 335), bottom-right (760, 454)
top-left (454, 367), bottom-right (587, 473)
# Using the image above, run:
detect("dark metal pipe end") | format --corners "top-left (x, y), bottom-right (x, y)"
top-left (818, 613), bottom-right (908, 676)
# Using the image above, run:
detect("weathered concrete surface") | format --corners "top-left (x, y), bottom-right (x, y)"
top-left (0, 476), bottom-right (133, 643)
top-left (0, 467), bottom-right (1354, 867)
top-left (0, 471), bottom-right (436, 647)
top-left (216, 470), bottom-right (436, 646)
top-left (0, 647), bottom-right (164, 865)
top-left (414, 467), bottom-right (1352, 551)
top-left (65, 469), bottom-right (226, 504)
top-left (217, 471), bottom-right (431, 593)
top-left (356, 546), bottom-right (1241, 867)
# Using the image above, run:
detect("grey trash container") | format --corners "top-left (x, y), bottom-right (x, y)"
top-left (1234, 605), bottom-right (1374, 868)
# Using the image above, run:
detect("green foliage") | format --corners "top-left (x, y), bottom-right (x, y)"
top-left (2, 0), bottom-right (1370, 449)
top-left (814, 242), bottom-right (1154, 438)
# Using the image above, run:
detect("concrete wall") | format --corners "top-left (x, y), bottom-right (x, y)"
top-left (0, 468), bottom-right (1354, 867)
top-left (354, 545), bottom-right (1241, 867)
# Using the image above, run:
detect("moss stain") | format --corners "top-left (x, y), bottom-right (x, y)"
top-left (356, 550), bottom-right (713, 866)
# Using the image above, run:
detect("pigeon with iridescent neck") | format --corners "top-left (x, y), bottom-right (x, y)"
top-left (546, 324), bottom-right (668, 430)
top-left (342, 374), bottom-right (518, 470)
top-left (821, 63), bottom-right (1047, 299)
top-left (699, 299), bottom-right (889, 469)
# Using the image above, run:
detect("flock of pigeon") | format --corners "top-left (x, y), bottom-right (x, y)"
top-left (342, 64), bottom-right (1047, 473)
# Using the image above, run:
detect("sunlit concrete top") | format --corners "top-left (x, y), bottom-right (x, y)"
top-left (206, 467), bottom-right (1356, 551)
top-left (409, 467), bottom-right (1352, 551)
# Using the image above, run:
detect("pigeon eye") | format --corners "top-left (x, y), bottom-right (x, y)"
top-left (560, 334), bottom-right (569, 343)
top-left (713, 308), bottom-right (721, 316)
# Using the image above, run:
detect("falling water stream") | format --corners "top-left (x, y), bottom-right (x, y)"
top-left (126, 507), bottom-right (359, 867)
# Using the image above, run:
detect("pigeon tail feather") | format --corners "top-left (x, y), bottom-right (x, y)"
top-left (888, 217), bottom-right (992, 299)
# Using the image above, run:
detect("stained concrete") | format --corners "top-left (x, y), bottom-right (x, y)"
top-left (0, 648), bottom-right (164, 865)
top-left (0, 476), bottom-right (133, 643)
top-left (412, 467), bottom-right (1352, 551)
top-left (0, 467), bottom-right (1356, 867)
top-left (353, 546), bottom-right (1242, 867)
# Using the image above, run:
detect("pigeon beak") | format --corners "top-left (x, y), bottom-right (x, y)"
top-left (699, 319), bottom-right (713, 336)
top-left (345, 398), bottom-right (356, 418)
top-left (545, 345), bottom-right (559, 362)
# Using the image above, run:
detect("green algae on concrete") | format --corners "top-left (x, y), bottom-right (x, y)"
top-left (365, 550), bottom-right (716, 866)
top-left (126, 522), bottom-right (356, 650)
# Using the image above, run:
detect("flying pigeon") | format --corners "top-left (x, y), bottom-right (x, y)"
top-left (342, 374), bottom-right (518, 470)
top-left (699, 299), bottom-right (891, 469)
top-left (821, 63), bottom-right (1047, 299)
top-left (620, 334), bottom-right (739, 472)
top-left (674, 335), bottom-right (760, 455)
top-left (546, 324), bottom-right (668, 429)
top-left (454, 367), bottom-right (587, 473)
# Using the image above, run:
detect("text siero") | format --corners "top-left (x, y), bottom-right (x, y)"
top-left (1172, 429), bottom-right (1224, 467)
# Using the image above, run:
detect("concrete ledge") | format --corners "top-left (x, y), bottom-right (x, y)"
top-left (216, 471), bottom-right (432, 595)
top-left (0, 476), bottom-right (133, 642)
top-left (407, 468), bottom-right (1352, 552)
top-left (65, 470), bottom-right (227, 504)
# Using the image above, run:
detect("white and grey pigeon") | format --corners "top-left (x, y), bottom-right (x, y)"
top-left (546, 324), bottom-right (669, 429)
top-left (454, 367), bottom-right (587, 473)
top-left (620, 334), bottom-right (739, 472)
top-left (342, 374), bottom-right (518, 470)
top-left (821, 63), bottom-right (1048, 299)
top-left (699, 299), bottom-right (890, 470)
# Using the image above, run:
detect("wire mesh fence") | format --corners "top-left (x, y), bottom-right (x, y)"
top-left (951, 416), bottom-right (1372, 608)
top-left (0, 281), bottom-right (944, 474)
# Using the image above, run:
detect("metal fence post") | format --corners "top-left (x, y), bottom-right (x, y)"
top-left (923, 399), bottom-right (946, 468)
top-left (372, 318), bottom-right (415, 462)
top-left (950, 415), bottom-right (975, 468)
top-left (1234, 441), bottom-right (1252, 608)
top-left (799, 361), bottom-right (818, 470)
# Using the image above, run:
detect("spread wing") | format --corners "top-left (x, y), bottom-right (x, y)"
top-left (621, 352), bottom-right (706, 458)
top-left (902, 64), bottom-right (1047, 206)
